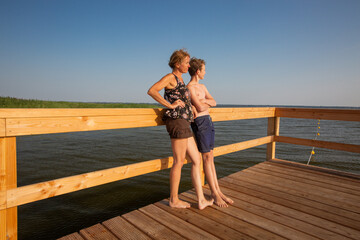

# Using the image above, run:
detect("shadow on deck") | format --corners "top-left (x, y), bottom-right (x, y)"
top-left (59, 160), bottom-right (360, 240)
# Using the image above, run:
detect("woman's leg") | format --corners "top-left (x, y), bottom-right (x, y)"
top-left (186, 136), bottom-right (213, 210)
top-left (169, 138), bottom-right (190, 208)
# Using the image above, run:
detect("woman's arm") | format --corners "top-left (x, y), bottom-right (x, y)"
top-left (147, 74), bottom-right (184, 109)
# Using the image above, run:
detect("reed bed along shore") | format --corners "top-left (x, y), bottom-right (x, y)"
top-left (0, 96), bottom-right (159, 108)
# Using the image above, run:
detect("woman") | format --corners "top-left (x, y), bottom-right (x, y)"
top-left (147, 49), bottom-right (213, 210)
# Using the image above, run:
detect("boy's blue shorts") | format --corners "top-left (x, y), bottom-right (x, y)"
top-left (191, 115), bottom-right (215, 153)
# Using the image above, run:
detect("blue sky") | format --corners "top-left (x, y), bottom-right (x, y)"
top-left (1, 0), bottom-right (359, 107)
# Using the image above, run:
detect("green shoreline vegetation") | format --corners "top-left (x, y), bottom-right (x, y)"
top-left (0, 96), bottom-right (160, 108)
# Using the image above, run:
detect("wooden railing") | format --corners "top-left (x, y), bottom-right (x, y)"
top-left (1, 107), bottom-right (359, 240)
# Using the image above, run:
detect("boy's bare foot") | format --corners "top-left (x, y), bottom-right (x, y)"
top-left (212, 193), bottom-right (228, 207)
top-left (169, 199), bottom-right (191, 208)
top-left (198, 198), bottom-right (214, 210)
top-left (219, 192), bottom-right (234, 205)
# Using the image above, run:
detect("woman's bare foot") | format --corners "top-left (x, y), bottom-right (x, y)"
top-left (169, 199), bottom-right (191, 208)
top-left (198, 198), bottom-right (214, 210)
top-left (219, 192), bottom-right (234, 205)
top-left (212, 193), bottom-right (228, 207)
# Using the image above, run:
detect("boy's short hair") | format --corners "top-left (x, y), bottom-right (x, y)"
top-left (189, 57), bottom-right (206, 76)
top-left (168, 49), bottom-right (190, 69)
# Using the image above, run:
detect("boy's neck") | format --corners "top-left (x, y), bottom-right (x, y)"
top-left (190, 75), bottom-right (200, 84)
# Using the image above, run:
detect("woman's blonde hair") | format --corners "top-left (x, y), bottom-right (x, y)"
top-left (168, 49), bottom-right (190, 69)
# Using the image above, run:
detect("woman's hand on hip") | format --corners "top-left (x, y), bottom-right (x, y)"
top-left (171, 99), bottom-right (185, 109)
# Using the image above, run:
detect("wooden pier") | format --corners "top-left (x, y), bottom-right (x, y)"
top-left (59, 159), bottom-right (360, 240)
top-left (1, 107), bottom-right (359, 240)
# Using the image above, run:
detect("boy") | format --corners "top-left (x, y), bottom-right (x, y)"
top-left (188, 57), bottom-right (233, 207)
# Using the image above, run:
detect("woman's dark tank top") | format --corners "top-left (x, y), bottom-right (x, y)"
top-left (163, 73), bottom-right (194, 122)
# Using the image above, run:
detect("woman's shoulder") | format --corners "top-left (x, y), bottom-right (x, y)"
top-left (162, 73), bottom-right (177, 89)
top-left (161, 73), bottom-right (174, 80)
top-left (159, 73), bottom-right (176, 84)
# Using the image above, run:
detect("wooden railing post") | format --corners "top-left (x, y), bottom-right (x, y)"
top-left (267, 117), bottom-right (280, 161)
top-left (0, 137), bottom-right (18, 240)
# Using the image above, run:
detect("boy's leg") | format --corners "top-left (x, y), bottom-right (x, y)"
top-left (186, 136), bottom-right (213, 210)
top-left (203, 151), bottom-right (228, 207)
top-left (169, 138), bottom-right (191, 208)
top-left (192, 116), bottom-right (228, 207)
top-left (207, 150), bottom-right (234, 205)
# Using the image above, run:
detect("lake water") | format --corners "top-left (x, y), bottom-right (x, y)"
top-left (16, 108), bottom-right (360, 239)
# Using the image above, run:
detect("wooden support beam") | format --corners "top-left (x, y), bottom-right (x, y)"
top-left (0, 138), bottom-right (5, 240)
top-left (267, 117), bottom-right (280, 160)
top-left (0, 119), bottom-right (5, 137)
top-left (0, 137), bottom-right (17, 240)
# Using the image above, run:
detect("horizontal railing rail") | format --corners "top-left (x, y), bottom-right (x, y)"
top-left (1, 107), bottom-right (359, 240)
top-left (0, 107), bottom-right (276, 137)
top-left (275, 108), bottom-right (360, 121)
top-left (275, 136), bottom-right (360, 153)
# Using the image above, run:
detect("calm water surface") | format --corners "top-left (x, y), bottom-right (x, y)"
top-left (17, 115), bottom-right (360, 239)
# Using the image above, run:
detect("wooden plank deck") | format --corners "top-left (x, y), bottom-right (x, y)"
top-left (58, 160), bottom-right (360, 240)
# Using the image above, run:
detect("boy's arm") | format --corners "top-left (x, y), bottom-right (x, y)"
top-left (188, 85), bottom-right (210, 112)
top-left (192, 105), bottom-right (198, 119)
top-left (203, 85), bottom-right (217, 107)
